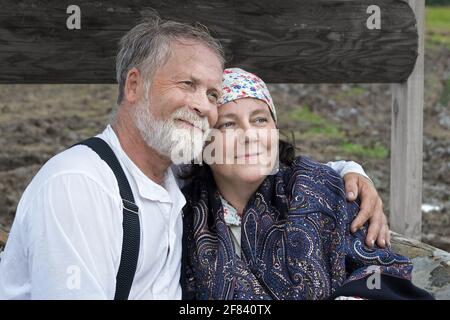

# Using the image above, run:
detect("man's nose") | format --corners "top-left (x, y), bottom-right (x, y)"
top-left (189, 90), bottom-right (214, 118)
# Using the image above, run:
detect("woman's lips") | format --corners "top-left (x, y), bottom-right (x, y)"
top-left (235, 153), bottom-right (261, 160)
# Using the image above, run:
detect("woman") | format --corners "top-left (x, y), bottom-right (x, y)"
top-left (180, 68), bottom-right (432, 300)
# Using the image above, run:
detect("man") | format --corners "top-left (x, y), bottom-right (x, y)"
top-left (0, 17), bottom-right (389, 299)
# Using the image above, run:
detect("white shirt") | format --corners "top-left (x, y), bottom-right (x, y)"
top-left (0, 125), bottom-right (369, 300)
top-left (0, 125), bottom-right (185, 299)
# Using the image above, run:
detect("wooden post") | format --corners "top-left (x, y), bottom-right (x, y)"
top-left (390, 0), bottom-right (425, 240)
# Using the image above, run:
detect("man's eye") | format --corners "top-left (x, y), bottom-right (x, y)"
top-left (207, 91), bottom-right (219, 103)
top-left (181, 81), bottom-right (194, 87)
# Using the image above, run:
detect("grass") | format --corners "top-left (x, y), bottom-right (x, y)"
top-left (426, 7), bottom-right (450, 49)
top-left (281, 105), bottom-right (389, 159)
top-left (331, 86), bottom-right (367, 102)
top-left (287, 105), bottom-right (326, 124)
top-left (427, 33), bottom-right (450, 50)
top-left (339, 142), bottom-right (389, 159)
top-left (284, 105), bottom-right (344, 139)
top-left (439, 78), bottom-right (450, 107)
top-left (426, 6), bottom-right (450, 32)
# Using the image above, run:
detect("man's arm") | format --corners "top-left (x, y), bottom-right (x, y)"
top-left (325, 160), bottom-right (371, 183)
top-left (11, 174), bottom-right (121, 299)
top-left (324, 160), bottom-right (390, 248)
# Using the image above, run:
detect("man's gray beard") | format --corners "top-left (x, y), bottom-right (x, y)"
top-left (132, 100), bottom-right (207, 163)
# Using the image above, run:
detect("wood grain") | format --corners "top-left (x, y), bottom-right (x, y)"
top-left (0, 0), bottom-right (418, 83)
top-left (390, 0), bottom-right (424, 240)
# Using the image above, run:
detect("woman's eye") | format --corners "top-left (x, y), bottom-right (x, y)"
top-left (220, 121), bottom-right (235, 129)
top-left (255, 117), bottom-right (268, 124)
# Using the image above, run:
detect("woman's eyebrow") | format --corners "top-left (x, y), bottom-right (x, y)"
top-left (217, 113), bottom-right (238, 120)
top-left (250, 109), bottom-right (271, 116)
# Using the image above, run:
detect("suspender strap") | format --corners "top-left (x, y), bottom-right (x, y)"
top-left (74, 137), bottom-right (140, 300)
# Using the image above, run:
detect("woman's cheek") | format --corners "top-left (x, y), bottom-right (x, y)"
top-left (262, 128), bottom-right (279, 171)
top-left (218, 130), bottom-right (234, 164)
top-left (258, 128), bottom-right (273, 153)
top-left (206, 131), bottom-right (235, 164)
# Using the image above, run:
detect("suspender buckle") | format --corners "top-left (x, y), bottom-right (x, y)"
top-left (122, 199), bottom-right (139, 214)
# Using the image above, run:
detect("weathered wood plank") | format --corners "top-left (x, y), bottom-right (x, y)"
top-left (389, 0), bottom-right (424, 240)
top-left (0, 0), bottom-right (417, 83)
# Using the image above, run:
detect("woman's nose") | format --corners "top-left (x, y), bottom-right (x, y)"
top-left (239, 126), bottom-right (259, 145)
top-left (246, 129), bottom-right (259, 142)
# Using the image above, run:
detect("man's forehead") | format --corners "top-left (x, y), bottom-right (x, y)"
top-left (169, 42), bottom-right (223, 77)
top-left (170, 66), bottom-right (222, 84)
top-left (171, 64), bottom-right (223, 90)
top-left (170, 41), bottom-right (220, 62)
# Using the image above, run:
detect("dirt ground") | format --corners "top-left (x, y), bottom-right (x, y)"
top-left (0, 32), bottom-right (449, 252)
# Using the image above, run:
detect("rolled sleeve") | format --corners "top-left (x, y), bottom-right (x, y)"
top-left (324, 160), bottom-right (372, 183)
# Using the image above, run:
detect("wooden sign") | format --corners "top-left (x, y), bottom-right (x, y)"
top-left (0, 0), bottom-right (418, 83)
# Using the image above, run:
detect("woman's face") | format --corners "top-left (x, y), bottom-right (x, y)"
top-left (206, 98), bottom-right (278, 185)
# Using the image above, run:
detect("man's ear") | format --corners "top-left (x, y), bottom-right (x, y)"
top-left (124, 67), bottom-right (144, 104)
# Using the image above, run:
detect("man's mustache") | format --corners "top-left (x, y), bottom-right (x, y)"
top-left (171, 107), bottom-right (209, 133)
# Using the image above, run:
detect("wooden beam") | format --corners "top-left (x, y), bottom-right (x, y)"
top-left (389, 0), bottom-right (424, 240)
top-left (0, 0), bottom-right (418, 84)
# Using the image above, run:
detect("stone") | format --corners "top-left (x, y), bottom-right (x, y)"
top-left (391, 231), bottom-right (450, 300)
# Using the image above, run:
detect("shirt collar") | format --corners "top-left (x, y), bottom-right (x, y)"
top-left (220, 195), bottom-right (242, 226)
top-left (100, 125), bottom-right (186, 209)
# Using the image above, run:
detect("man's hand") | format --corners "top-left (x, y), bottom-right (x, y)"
top-left (343, 173), bottom-right (390, 248)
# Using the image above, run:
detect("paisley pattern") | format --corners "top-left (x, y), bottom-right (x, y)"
top-left (182, 156), bottom-right (413, 300)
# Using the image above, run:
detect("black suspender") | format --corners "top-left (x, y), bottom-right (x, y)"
top-left (74, 137), bottom-right (140, 300)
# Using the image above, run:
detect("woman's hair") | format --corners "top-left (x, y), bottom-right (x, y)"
top-left (179, 139), bottom-right (297, 181)
top-left (278, 139), bottom-right (296, 165)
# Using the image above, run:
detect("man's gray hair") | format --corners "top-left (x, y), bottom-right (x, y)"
top-left (115, 13), bottom-right (225, 105)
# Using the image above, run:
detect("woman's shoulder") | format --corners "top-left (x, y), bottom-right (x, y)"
top-left (180, 170), bottom-right (215, 209)
top-left (283, 155), bottom-right (346, 204)
top-left (181, 179), bottom-right (201, 202)
top-left (289, 155), bottom-right (343, 183)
